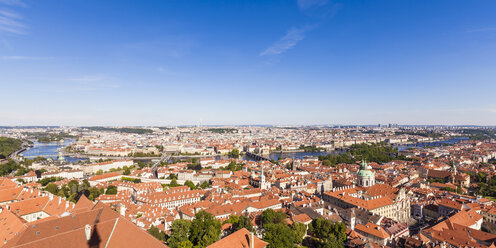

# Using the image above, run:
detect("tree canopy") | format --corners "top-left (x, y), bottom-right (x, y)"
top-left (319, 142), bottom-right (400, 166)
top-left (0, 137), bottom-right (23, 157)
top-left (168, 219), bottom-right (192, 248)
top-left (167, 211), bottom-right (221, 248)
top-left (189, 210), bottom-right (221, 247)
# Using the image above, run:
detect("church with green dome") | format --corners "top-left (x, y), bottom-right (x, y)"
top-left (357, 160), bottom-right (375, 187)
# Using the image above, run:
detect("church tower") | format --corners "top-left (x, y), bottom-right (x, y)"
top-left (357, 160), bottom-right (375, 187)
top-left (322, 174), bottom-right (333, 193)
top-left (260, 164), bottom-right (268, 190)
top-left (451, 162), bottom-right (457, 175)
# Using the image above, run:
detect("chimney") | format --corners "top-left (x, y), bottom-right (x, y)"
top-left (120, 204), bottom-right (126, 216)
top-left (249, 232), bottom-right (255, 248)
top-left (84, 224), bottom-right (92, 241)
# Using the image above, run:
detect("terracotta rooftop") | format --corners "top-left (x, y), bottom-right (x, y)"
top-left (207, 228), bottom-right (267, 248)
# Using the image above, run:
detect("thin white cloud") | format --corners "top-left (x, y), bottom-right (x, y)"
top-left (0, 0), bottom-right (26, 7)
top-left (467, 27), bottom-right (496, 33)
top-left (1, 56), bottom-right (52, 60)
top-left (297, 0), bottom-right (329, 10)
top-left (1, 38), bottom-right (11, 49)
top-left (0, 8), bottom-right (26, 35)
top-left (62, 75), bottom-right (121, 92)
top-left (259, 25), bottom-right (314, 56)
top-left (66, 75), bottom-right (107, 82)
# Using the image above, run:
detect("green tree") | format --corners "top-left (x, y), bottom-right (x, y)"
top-left (228, 149), bottom-right (240, 158)
top-left (291, 222), bottom-right (306, 244)
top-left (308, 219), bottom-right (346, 248)
top-left (15, 167), bottom-right (31, 176)
top-left (200, 181), bottom-right (210, 189)
top-left (184, 180), bottom-right (197, 190)
top-left (45, 183), bottom-right (59, 195)
top-left (225, 215), bottom-right (239, 224)
top-left (147, 226), bottom-right (166, 241)
top-left (168, 219), bottom-right (192, 248)
top-left (177, 240), bottom-right (193, 248)
top-left (0, 160), bottom-right (20, 176)
top-left (261, 209), bottom-right (287, 226)
top-left (234, 215), bottom-right (254, 232)
top-left (39, 177), bottom-right (63, 186)
top-left (170, 179), bottom-right (180, 187)
top-left (88, 187), bottom-right (102, 201)
top-left (189, 210), bottom-right (221, 247)
top-left (105, 185), bottom-right (117, 195)
top-left (0, 137), bottom-right (23, 157)
top-left (263, 223), bottom-right (295, 248)
top-left (167, 174), bottom-right (178, 180)
top-left (123, 166), bottom-right (131, 175)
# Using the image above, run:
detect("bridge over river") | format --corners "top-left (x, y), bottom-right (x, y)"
top-left (245, 152), bottom-right (270, 161)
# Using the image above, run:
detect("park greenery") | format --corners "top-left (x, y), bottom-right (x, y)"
top-left (318, 142), bottom-right (400, 166)
top-left (471, 171), bottom-right (496, 197)
top-left (0, 136), bottom-right (35, 175)
top-left (0, 160), bottom-right (21, 176)
top-left (460, 128), bottom-right (496, 141)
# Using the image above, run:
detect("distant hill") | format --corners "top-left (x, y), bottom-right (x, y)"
top-left (0, 137), bottom-right (23, 157)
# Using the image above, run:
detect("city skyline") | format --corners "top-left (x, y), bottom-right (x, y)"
top-left (1, 0), bottom-right (496, 125)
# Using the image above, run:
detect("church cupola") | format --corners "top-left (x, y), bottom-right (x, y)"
top-left (357, 160), bottom-right (375, 187)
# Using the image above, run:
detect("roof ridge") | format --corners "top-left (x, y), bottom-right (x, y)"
top-left (104, 217), bottom-right (119, 248)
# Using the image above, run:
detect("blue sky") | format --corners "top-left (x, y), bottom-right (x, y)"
top-left (1, 0), bottom-right (495, 126)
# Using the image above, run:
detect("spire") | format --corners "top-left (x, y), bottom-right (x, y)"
top-left (260, 164), bottom-right (265, 189)
top-left (360, 160), bottom-right (367, 169)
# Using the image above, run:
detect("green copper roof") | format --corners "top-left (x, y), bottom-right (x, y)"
top-left (357, 169), bottom-right (374, 177)
top-left (357, 160), bottom-right (374, 177)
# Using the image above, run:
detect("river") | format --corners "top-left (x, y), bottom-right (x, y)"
top-left (21, 139), bottom-right (88, 163)
top-left (394, 137), bottom-right (469, 151)
top-left (20, 137), bottom-right (468, 163)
